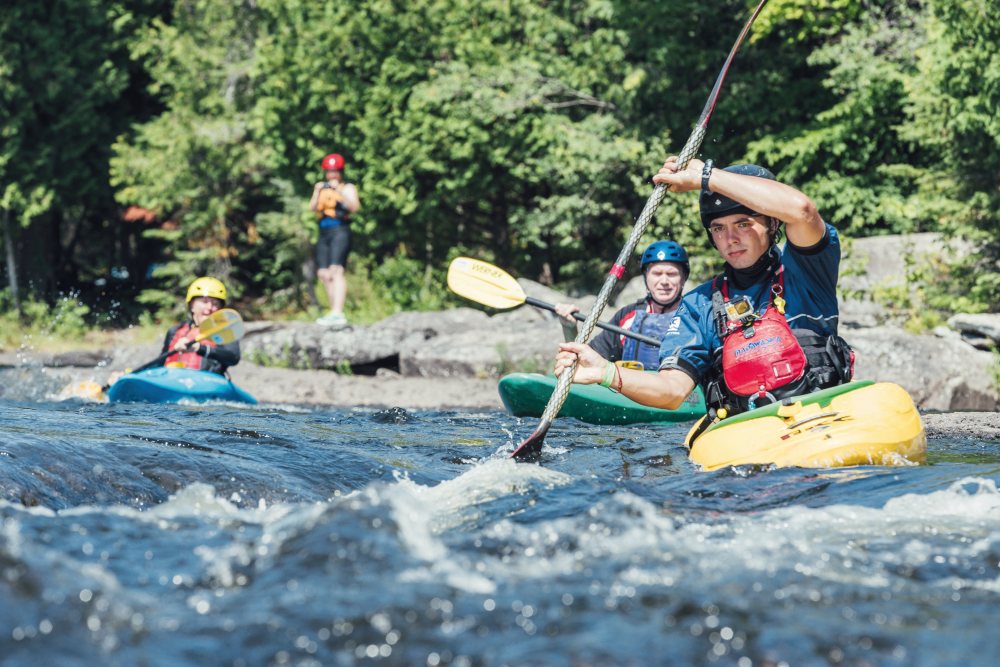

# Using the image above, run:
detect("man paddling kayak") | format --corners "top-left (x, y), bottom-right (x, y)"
top-left (158, 277), bottom-right (242, 375)
top-left (554, 240), bottom-right (689, 369)
top-left (555, 159), bottom-right (853, 426)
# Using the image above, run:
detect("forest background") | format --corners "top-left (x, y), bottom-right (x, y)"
top-left (1, 0), bottom-right (997, 343)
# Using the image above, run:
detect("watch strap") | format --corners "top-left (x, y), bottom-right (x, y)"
top-left (701, 159), bottom-right (715, 193)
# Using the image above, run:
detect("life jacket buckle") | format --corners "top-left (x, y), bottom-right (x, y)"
top-left (747, 391), bottom-right (776, 410)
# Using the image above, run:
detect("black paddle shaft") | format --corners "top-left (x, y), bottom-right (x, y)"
top-left (524, 296), bottom-right (661, 347)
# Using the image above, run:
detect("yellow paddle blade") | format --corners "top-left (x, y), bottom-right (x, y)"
top-left (56, 380), bottom-right (107, 402)
top-left (447, 257), bottom-right (527, 310)
top-left (195, 308), bottom-right (245, 345)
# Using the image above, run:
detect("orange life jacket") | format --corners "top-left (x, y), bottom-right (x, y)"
top-left (164, 323), bottom-right (217, 370)
top-left (316, 185), bottom-right (351, 220)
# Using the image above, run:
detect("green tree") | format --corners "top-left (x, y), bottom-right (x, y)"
top-left (111, 0), bottom-right (286, 315)
top-left (0, 0), bottom-right (166, 317)
top-left (900, 0), bottom-right (999, 309)
top-left (745, 2), bottom-right (927, 235)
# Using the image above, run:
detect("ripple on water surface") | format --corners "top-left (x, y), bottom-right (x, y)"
top-left (0, 398), bottom-right (998, 666)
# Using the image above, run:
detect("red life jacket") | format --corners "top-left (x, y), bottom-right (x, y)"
top-left (718, 268), bottom-right (808, 405)
top-left (164, 323), bottom-right (217, 370)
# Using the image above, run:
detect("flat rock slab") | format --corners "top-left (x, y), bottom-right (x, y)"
top-left (922, 412), bottom-right (1000, 441)
top-left (240, 308), bottom-right (490, 371)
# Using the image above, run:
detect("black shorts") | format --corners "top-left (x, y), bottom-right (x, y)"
top-left (316, 225), bottom-right (351, 268)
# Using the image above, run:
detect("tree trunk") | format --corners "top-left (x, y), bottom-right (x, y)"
top-left (2, 208), bottom-right (21, 315)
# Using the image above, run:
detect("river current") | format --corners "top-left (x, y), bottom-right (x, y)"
top-left (1, 391), bottom-right (998, 666)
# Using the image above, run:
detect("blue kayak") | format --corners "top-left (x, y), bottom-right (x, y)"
top-left (106, 367), bottom-right (257, 405)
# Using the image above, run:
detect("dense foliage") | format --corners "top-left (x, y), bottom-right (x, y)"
top-left (1, 0), bottom-right (997, 325)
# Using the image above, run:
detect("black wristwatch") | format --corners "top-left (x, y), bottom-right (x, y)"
top-left (701, 159), bottom-right (714, 193)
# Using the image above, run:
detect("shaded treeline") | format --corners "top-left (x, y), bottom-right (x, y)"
top-left (1, 0), bottom-right (996, 324)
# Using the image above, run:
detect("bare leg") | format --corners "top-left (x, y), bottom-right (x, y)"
top-left (328, 265), bottom-right (347, 314)
top-left (317, 267), bottom-right (333, 309)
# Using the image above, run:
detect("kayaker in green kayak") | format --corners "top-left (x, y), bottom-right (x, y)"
top-left (554, 158), bottom-right (854, 425)
top-left (158, 277), bottom-right (242, 375)
top-left (554, 240), bottom-right (689, 369)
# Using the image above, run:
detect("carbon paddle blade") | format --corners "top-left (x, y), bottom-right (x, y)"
top-left (511, 421), bottom-right (551, 460)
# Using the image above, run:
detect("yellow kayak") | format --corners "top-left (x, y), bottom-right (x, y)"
top-left (684, 380), bottom-right (926, 470)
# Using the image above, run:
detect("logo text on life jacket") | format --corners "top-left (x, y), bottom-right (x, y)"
top-left (733, 336), bottom-right (781, 357)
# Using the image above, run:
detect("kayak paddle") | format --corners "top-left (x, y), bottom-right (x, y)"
top-left (60, 308), bottom-right (246, 401)
top-left (447, 257), bottom-right (662, 347)
top-left (511, 0), bottom-right (770, 460)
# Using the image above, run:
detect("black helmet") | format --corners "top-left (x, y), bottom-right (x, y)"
top-left (700, 164), bottom-right (775, 228)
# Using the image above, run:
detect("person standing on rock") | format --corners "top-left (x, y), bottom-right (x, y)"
top-left (554, 159), bottom-right (855, 434)
top-left (554, 240), bottom-right (689, 369)
top-left (309, 152), bottom-right (360, 328)
top-left (159, 277), bottom-right (241, 375)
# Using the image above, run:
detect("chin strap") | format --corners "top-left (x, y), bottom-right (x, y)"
top-left (647, 291), bottom-right (682, 313)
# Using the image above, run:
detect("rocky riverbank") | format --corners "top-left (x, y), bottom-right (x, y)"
top-left (1, 234), bottom-right (997, 425)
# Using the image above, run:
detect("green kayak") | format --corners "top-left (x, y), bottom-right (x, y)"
top-left (498, 372), bottom-right (705, 425)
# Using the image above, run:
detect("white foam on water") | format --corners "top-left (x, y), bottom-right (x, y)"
top-left (664, 476), bottom-right (1000, 598)
top-left (385, 458), bottom-right (572, 594)
top-left (466, 475), bottom-right (1000, 597)
top-left (479, 489), bottom-right (686, 583)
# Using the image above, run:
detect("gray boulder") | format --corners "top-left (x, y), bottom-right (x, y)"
top-left (42, 349), bottom-right (113, 368)
top-left (839, 232), bottom-right (971, 294)
top-left (948, 313), bottom-right (1000, 351)
top-left (240, 308), bottom-right (490, 371)
top-left (849, 325), bottom-right (999, 412)
top-left (613, 275), bottom-right (647, 309)
top-left (399, 318), bottom-right (561, 378)
top-left (108, 342), bottom-right (163, 372)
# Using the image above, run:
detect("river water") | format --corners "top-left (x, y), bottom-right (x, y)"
top-left (1, 390), bottom-right (998, 666)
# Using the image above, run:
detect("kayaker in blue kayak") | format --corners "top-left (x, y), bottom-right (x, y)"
top-left (554, 158), bottom-right (854, 422)
top-left (553, 240), bottom-right (688, 369)
top-left (159, 277), bottom-right (241, 375)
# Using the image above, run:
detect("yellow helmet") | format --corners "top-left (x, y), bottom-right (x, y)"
top-left (186, 277), bottom-right (227, 304)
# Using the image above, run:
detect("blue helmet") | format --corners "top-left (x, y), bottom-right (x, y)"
top-left (699, 163), bottom-right (775, 227)
top-left (640, 240), bottom-right (689, 276)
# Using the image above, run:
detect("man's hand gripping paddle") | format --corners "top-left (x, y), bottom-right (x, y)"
top-left (511, 0), bottom-right (770, 460)
top-left (59, 308), bottom-right (246, 402)
top-left (447, 257), bottom-right (662, 347)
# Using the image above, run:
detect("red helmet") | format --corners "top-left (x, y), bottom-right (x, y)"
top-left (321, 153), bottom-right (345, 171)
